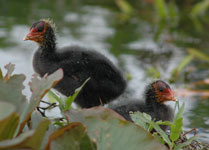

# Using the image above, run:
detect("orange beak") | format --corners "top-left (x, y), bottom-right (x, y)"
top-left (164, 89), bottom-right (177, 102)
top-left (167, 95), bottom-right (177, 101)
top-left (24, 28), bottom-right (36, 41)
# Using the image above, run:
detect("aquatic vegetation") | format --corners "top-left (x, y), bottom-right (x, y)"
top-left (0, 64), bottom-right (167, 150)
top-left (1, 63), bottom-right (208, 149)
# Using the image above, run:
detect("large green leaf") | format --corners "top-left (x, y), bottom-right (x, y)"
top-left (0, 102), bottom-right (19, 141)
top-left (0, 119), bottom-right (50, 150)
top-left (65, 107), bottom-right (167, 150)
top-left (45, 122), bottom-right (96, 150)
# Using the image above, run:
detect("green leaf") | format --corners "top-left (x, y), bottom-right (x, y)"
top-left (130, 111), bottom-right (150, 130)
top-left (48, 90), bottom-right (64, 110)
top-left (127, 110), bottom-right (173, 147)
top-left (155, 120), bottom-right (172, 126)
top-left (154, 0), bottom-right (167, 20)
top-left (170, 103), bottom-right (185, 142)
top-left (0, 119), bottom-right (50, 150)
top-left (64, 77), bottom-right (90, 111)
top-left (64, 94), bottom-right (78, 111)
top-left (174, 100), bottom-right (179, 114)
top-left (151, 122), bottom-right (172, 146)
top-left (191, 0), bottom-right (209, 17)
top-left (176, 54), bottom-right (194, 73)
top-left (171, 54), bottom-right (194, 79)
top-left (48, 90), bottom-right (59, 103)
top-left (175, 102), bottom-right (185, 121)
top-left (188, 48), bottom-right (209, 63)
top-left (152, 132), bottom-right (165, 145)
top-left (45, 122), bottom-right (96, 150)
top-left (170, 118), bottom-right (183, 142)
top-left (168, 1), bottom-right (178, 23)
top-left (143, 112), bottom-right (152, 121)
top-left (0, 102), bottom-right (19, 141)
top-left (65, 107), bottom-right (167, 150)
top-left (115, 0), bottom-right (133, 15)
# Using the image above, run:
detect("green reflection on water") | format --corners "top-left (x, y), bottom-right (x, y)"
top-left (189, 98), bottom-right (209, 129)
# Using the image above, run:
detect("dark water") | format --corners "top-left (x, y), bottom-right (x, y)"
top-left (0, 0), bottom-right (208, 142)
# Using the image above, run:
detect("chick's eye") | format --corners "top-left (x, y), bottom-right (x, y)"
top-left (158, 87), bottom-right (164, 92)
top-left (36, 22), bottom-right (44, 32)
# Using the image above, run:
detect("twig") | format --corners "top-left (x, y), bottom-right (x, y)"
top-left (37, 100), bottom-right (58, 117)
top-left (37, 107), bottom-right (46, 117)
top-left (182, 128), bottom-right (197, 136)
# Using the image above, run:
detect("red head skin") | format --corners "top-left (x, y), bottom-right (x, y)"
top-left (153, 81), bottom-right (177, 103)
top-left (24, 21), bottom-right (48, 44)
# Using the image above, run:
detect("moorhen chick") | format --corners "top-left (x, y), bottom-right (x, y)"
top-left (110, 80), bottom-right (177, 130)
top-left (24, 19), bottom-right (126, 108)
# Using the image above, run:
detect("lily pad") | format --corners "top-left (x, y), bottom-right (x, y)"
top-left (65, 107), bottom-right (167, 150)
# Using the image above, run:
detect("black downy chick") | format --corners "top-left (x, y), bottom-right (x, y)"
top-left (110, 80), bottom-right (177, 130)
top-left (24, 19), bottom-right (126, 108)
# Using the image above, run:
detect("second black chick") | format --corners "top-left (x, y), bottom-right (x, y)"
top-left (109, 80), bottom-right (177, 130)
